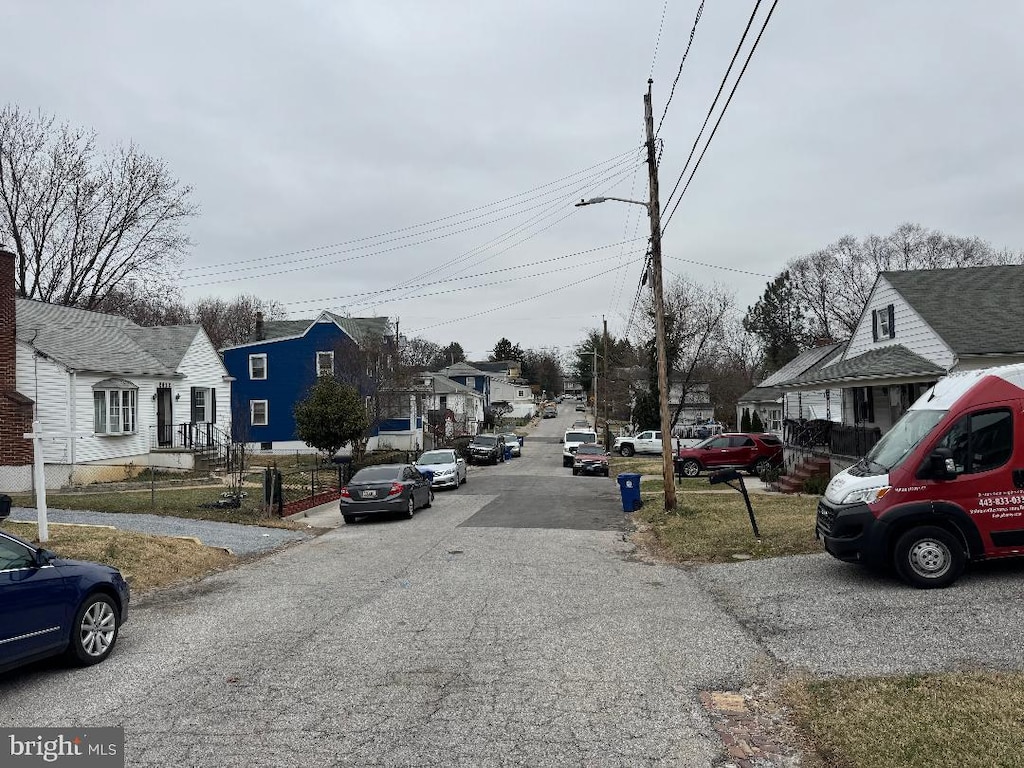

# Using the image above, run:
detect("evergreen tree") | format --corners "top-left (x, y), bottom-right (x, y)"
top-left (750, 410), bottom-right (765, 433)
top-left (741, 408), bottom-right (752, 432)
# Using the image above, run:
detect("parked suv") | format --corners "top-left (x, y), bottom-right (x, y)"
top-left (675, 432), bottom-right (783, 478)
top-left (467, 434), bottom-right (505, 465)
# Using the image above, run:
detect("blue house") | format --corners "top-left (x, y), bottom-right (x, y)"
top-left (221, 312), bottom-right (392, 450)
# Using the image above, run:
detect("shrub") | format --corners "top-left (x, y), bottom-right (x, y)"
top-left (803, 473), bottom-right (830, 495)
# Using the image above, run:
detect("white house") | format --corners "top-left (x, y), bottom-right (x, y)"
top-left (417, 373), bottom-right (486, 442)
top-left (778, 264), bottom-right (1024, 472)
top-left (8, 293), bottom-right (231, 490)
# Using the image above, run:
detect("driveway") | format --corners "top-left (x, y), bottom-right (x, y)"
top-left (6, 507), bottom-right (310, 555)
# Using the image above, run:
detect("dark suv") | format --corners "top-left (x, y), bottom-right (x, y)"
top-left (467, 434), bottom-right (505, 465)
top-left (675, 432), bottom-right (783, 478)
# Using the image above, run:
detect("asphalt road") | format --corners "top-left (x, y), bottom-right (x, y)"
top-left (3, 408), bottom-right (1024, 766)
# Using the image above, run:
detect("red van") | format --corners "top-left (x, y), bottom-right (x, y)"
top-left (818, 364), bottom-right (1024, 588)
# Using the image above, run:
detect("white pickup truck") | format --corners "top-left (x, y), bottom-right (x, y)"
top-left (613, 430), bottom-right (665, 457)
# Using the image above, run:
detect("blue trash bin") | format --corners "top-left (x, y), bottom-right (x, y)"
top-left (616, 473), bottom-right (643, 513)
top-left (419, 469), bottom-right (435, 486)
top-left (503, 445), bottom-right (513, 461)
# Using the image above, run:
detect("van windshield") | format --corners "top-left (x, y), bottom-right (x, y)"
top-left (863, 409), bottom-right (948, 473)
top-left (565, 432), bottom-right (596, 443)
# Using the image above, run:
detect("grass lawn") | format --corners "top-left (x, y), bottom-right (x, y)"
top-left (8, 488), bottom-right (301, 528)
top-left (609, 455), bottom-right (748, 491)
top-left (3, 521), bottom-right (234, 592)
top-left (632, 484), bottom-right (820, 562)
top-left (785, 671), bottom-right (1024, 768)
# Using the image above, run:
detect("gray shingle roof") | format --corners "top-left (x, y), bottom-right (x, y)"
top-left (883, 265), bottom-right (1024, 355)
top-left (246, 313), bottom-right (391, 346)
top-left (15, 299), bottom-right (195, 376)
top-left (737, 385), bottom-right (784, 404)
top-left (758, 342), bottom-right (845, 387)
top-left (783, 344), bottom-right (946, 387)
top-left (426, 374), bottom-right (485, 397)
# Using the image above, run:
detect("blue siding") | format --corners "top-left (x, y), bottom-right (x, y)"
top-left (223, 322), bottom-right (363, 443)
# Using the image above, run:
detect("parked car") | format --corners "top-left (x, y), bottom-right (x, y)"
top-left (543, 406), bottom-right (557, 418)
top-left (0, 528), bottom-right (130, 674)
top-left (572, 419), bottom-right (590, 428)
top-left (467, 434), bottom-right (505, 465)
top-left (500, 433), bottom-right (522, 457)
top-left (340, 464), bottom-right (432, 524)
top-left (573, 443), bottom-right (610, 477)
top-left (675, 433), bottom-right (783, 478)
top-left (819, 363), bottom-right (1024, 589)
top-left (414, 449), bottom-right (467, 489)
top-left (575, 404), bottom-right (586, 412)
top-left (562, 428), bottom-right (599, 467)
top-left (613, 430), bottom-right (664, 457)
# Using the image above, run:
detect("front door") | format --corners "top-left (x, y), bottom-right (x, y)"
top-left (156, 388), bottom-right (173, 447)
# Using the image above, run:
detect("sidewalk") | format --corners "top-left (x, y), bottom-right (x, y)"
top-left (283, 498), bottom-right (342, 528)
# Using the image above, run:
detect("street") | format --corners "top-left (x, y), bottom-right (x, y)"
top-left (3, 410), bottom-right (1024, 766)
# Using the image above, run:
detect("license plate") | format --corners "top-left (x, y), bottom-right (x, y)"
top-left (362, 490), bottom-right (377, 498)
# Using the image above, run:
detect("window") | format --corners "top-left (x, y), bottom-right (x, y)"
top-left (706, 436), bottom-right (731, 449)
top-left (934, 409), bottom-right (1013, 475)
top-left (0, 536), bottom-right (35, 571)
top-left (193, 389), bottom-right (206, 422)
top-left (317, 351), bottom-right (334, 377)
top-left (93, 381), bottom-right (137, 435)
top-left (853, 387), bottom-right (875, 423)
top-left (438, 395), bottom-right (448, 411)
top-left (250, 400), bottom-right (268, 427)
top-left (872, 304), bottom-right (896, 341)
top-left (249, 354), bottom-right (267, 380)
top-left (518, 389), bottom-right (525, 398)
top-left (730, 436), bottom-right (756, 448)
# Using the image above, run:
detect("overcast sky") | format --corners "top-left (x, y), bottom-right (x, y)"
top-left (4, 2), bottom-right (1023, 360)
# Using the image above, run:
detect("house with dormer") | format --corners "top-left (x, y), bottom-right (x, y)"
top-left (777, 264), bottom-right (1024, 472)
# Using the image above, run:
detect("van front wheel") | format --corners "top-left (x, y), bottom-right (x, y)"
top-left (893, 526), bottom-right (965, 589)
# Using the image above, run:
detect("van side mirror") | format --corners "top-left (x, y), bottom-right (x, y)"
top-left (927, 447), bottom-right (958, 479)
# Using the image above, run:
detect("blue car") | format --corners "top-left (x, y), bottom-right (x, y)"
top-left (0, 528), bottom-right (130, 674)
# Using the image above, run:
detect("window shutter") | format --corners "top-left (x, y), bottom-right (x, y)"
top-left (871, 310), bottom-right (879, 342)
top-left (210, 388), bottom-right (217, 423)
top-left (190, 387), bottom-right (198, 423)
top-left (887, 304), bottom-right (895, 338)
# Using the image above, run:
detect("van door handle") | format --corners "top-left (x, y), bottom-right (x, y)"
top-left (1013, 469), bottom-right (1024, 489)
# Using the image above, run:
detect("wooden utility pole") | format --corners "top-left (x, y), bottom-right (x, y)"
top-left (602, 315), bottom-right (609, 445)
top-left (644, 79), bottom-right (677, 511)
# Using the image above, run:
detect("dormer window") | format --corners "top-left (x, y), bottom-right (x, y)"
top-left (872, 304), bottom-right (895, 341)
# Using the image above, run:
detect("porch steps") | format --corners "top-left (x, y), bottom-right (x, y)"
top-left (777, 456), bottom-right (831, 494)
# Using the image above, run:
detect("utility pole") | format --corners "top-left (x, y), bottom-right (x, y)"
top-left (602, 315), bottom-right (610, 446)
top-left (644, 79), bottom-right (677, 511)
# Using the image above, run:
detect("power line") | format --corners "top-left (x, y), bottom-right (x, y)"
top-left (662, 0), bottom-right (780, 234)
top-left (659, 0), bottom-right (764, 217)
top-left (655, 0), bottom-right (707, 136)
top-left (179, 153), bottom-right (642, 288)
top-left (179, 147), bottom-right (641, 275)
top-left (279, 239), bottom-right (643, 310)
top-left (663, 253), bottom-right (771, 277)
top-left (408, 258), bottom-right (643, 335)
top-left (648, 0), bottom-right (671, 78)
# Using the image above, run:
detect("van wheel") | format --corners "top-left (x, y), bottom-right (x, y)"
top-left (893, 526), bottom-right (965, 589)
top-left (620, 444), bottom-right (635, 457)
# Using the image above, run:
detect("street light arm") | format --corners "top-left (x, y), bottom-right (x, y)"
top-left (575, 196), bottom-right (650, 210)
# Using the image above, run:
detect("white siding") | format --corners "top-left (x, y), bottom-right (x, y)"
top-left (178, 331), bottom-right (231, 429)
top-left (844, 276), bottom-right (954, 367)
top-left (72, 372), bottom-right (163, 464)
top-left (16, 343), bottom-right (70, 463)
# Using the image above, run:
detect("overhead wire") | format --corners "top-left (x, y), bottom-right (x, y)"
top-left (179, 146), bottom-right (641, 276)
top-left (659, 0), bottom-right (763, 218)
top-left (655, 0), bottom-right (708, 136)
top-left (661, 0), bottom-right (780, 234)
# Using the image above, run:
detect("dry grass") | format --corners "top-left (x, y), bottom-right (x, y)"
top-left (632, 490), bottom-right (820, 562)
top-left (4, 521), bottom-right (234, 592)
top-left (8, 488), bottom-right (301, 528)
top-left (784, 671), bottom-right (1024, 768)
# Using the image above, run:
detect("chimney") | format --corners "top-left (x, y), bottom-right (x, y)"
top-left (254, 311), bottom-right (265, 341)
top-left (0, 249), bottom-right (17, 389)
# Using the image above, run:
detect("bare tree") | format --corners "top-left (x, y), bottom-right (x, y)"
top-left (787, 223), bottom-right (1021, 338)
top-left (192, 295), bottom-right (287, 349)
top-left (0, 105), bottom-right (195, 308)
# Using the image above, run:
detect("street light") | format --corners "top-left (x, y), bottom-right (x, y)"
top-left (573, 81), bottom-right (676, 511)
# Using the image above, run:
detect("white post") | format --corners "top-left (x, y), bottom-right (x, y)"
top-left (24, 420), bottom-right (49, 543)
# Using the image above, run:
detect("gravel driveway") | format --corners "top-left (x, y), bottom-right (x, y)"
top-left (7, 507), bottom-right (310, 555)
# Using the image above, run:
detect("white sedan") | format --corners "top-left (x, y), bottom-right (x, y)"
top-left (414, 449), bottom-right (468, 489)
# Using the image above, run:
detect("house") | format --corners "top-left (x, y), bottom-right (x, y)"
top-left (614, 366), bottom-right (714, 429)
top-left (221, 311), bottom-right (392, 452)
top-left (736, 342), bottom-right (845, 435)
top-left (0, 250), bottom-right (231, 491)
top-left (778, 264), bottom-right (1024, 473)
top-left (562, 377), bottom-right (584, 398)
top-left (470, 359), bottom-right (522, 379)
top-left (415, 373), bottom-right (486, 444)
top-left (436, 362), bottom-right (536, 419)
